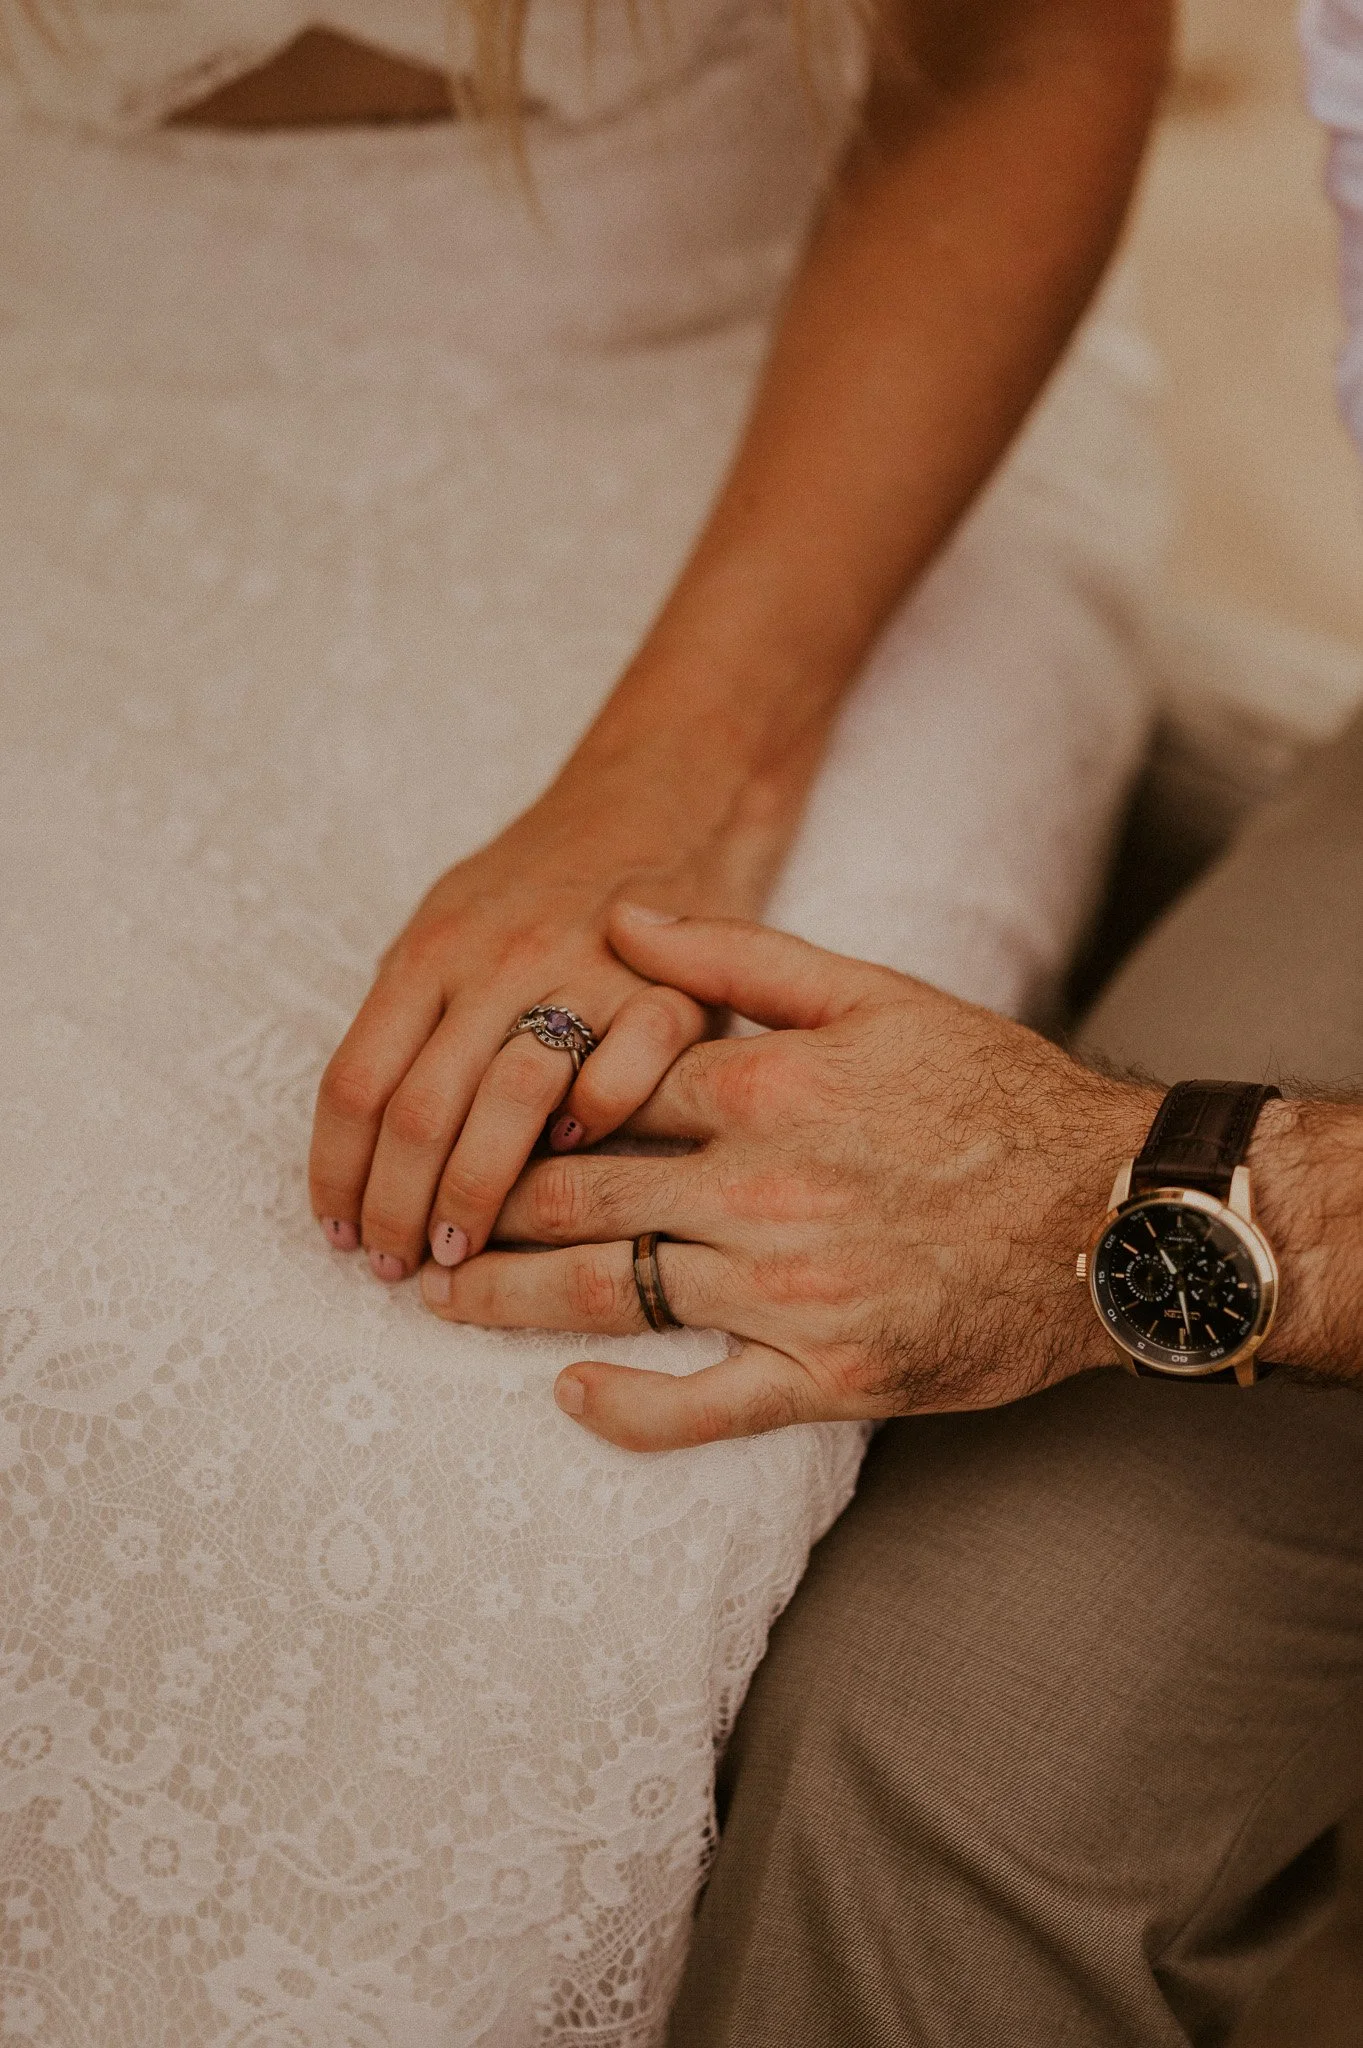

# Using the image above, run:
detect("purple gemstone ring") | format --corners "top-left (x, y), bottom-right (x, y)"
top-left (500, 1004), bottom-right (599, 1075)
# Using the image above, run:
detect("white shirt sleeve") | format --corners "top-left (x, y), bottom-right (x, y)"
top-left (1303, 0), bottom-right (1363, 459)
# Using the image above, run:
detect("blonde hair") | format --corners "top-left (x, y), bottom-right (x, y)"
top-left (449, 0), bottom-right (529, 123)
top-left (453, 0), bottom-right (865, 124)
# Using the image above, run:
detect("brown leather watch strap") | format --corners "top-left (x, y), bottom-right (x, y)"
top-left (1129, 1359), bottom-right (1273, 1383)
top-left (1129, 1080), bottom-right (1281, 1201)
top-left (1121, 1368), bottom-right (1244, 1384)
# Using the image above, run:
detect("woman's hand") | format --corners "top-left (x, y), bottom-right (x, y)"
top-left (419, 907), bottom-right (1155, 1447)
top-left (307, 0), bottom-right (1170, 1289)
top-left (307, 791), bottom-right (717, 1283)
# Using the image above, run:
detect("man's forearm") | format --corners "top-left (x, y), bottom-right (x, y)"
top-left (570, 0), bottom-right (1171, 839)
top-left (1052, 1087), bottom-right (1363, 1390)
top-left (1250, 1099), bottom-right (1363, 1385)
top-left (426, 914), bottom-right (1363, 1446)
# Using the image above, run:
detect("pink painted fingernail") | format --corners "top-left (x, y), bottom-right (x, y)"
top-left (322, 1218), bottom-right (359, 1252)
top-left (421, 1264), bottom-right (452, 1308)
top-left (430, 1223), bottom-right (469, 1268)
top-left (555, 1375), bottom-right (586, 1416)
top-left (549, 1118), bottom-right (582, 1153)
top-left (368, 1249), bottom-right (406, 1284)
top-left (617, 902), bottom-right (680, 924)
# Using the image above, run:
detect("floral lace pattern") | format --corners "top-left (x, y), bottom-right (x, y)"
top-left (1, 9), bottom-right (1161, 2041)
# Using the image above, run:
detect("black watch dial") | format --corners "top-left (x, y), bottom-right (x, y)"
top-left (1091, 1197), bottom-right (1265, 1371)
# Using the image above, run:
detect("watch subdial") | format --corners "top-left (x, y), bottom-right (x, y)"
top-left (1185, 1251), bottom-right (1257, 1342)
top-left (1122, 1253), bottom-right (1174, 1304)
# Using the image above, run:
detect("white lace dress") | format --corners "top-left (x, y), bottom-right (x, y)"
top-left (0, 5), bottom-right (1163, 2043)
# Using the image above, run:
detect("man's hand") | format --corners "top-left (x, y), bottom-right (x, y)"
top-left (420, 905), bottom-right (1157, 1450)
top-left (305, 0), bottom-right (1170, 1295)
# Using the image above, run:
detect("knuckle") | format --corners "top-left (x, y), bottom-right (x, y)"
top-left (709, 1054), bottom-right (755, 1123)
top-left (381, 918), bottom-right (460, 987)
top-left (382, 1084), bottom-right (452, 1151)
top-left (672, 1040), bottom-right (721, 1112)
top-left (524, 1159), bottom-right (587, 1239)
top-left (394, 925), bottom-right (448, 977)
top-left (568, 1058), bottom-right (633, 1125)
top-left (494, 1040), bottom-right (565, 1114)
top-left (628, 990), bottom-right (695, 1057)
top-left (458, 1264), bottom-right (502, 1323)
top-left (310, 1173), bottom-right (359, 1214)
top-left (756, 1042), bottom-right (813, 1114)
top-left (359, 1203), bottom-right (415, 1250)
top-left (565, 1252), bottom-right (630, 1326)
top-left (711, 1045), bottom-right (803, 1125)
top-left (318, 1057), bottom-right (388, 1128)
top-left (609, 1413), bottom-right (671, 1456)
top-left (750, 1247), bottom-right (844, 1307)
top-left (441, 1160), bottom-right (503, 1213)
top-left (498, 922), bottom-right (573, 982)
top-left (564, 1074), bottom-right (611, 1128)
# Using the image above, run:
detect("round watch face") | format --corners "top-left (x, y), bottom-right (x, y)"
top-left (1090, 1196), bottom-right (1268, 1372)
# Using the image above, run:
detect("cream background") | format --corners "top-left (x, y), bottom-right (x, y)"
top-left (1131, 0), bottom-right (1362, 653)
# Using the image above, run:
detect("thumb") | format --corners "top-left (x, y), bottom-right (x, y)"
top-left (608, 904), bottom-right (888, 1032)
top-left (554, 1343), bottom-right (830, 1452)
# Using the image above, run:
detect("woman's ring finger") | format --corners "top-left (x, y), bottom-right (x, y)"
top-left (501, 1004), bottom-right (599, 1075)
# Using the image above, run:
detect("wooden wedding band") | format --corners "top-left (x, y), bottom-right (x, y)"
top-left (633, 1233), bottom-right (683, 1332)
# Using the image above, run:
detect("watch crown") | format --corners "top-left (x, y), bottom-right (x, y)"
top-left (1075, 1252), bottom-right (1088, 1282)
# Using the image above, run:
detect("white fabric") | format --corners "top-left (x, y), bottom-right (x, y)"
top-left (1303, 0), bottom-right (1363, 462)
top-left (0, 0), bottom-right (776, 133)
top-left (0, 7), bottom-right (1161, 2044)
top-left (0, 0), bottom-right (456, 130)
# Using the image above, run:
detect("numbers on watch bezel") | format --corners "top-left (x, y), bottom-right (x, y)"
top-left (1087, 1186), bottom-right (1278, 1378)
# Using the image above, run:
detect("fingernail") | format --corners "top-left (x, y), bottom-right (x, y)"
top-left (617, 901), bottom-right (680, 924)
top-left (549, 1117), bottom-right (582, 1153)
top-left (421, 1264), bottom-right (452, 1308)
top-left (555, 1375), bottom-right (586, 1416)
top-left (368, 1249), bottom-right (406, 1284)
top-left (430, 1222), bottom-right (469, 1268)
top-left (321, 1218), bottom-right (359, 1252)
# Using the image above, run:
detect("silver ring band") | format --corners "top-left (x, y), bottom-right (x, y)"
top-left (501, 1004), bottom-right (598, 1076)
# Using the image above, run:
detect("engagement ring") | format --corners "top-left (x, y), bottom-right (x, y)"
top-left (502, 1004), bottom-right (598, 1075)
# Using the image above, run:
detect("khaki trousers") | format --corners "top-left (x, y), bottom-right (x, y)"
top-left (666, 710), bottom-right (1363, 2048)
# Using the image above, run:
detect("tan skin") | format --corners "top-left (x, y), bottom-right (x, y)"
top-left (185, 6), bottom-right (1172, 1283)
top-left (172, 27), bottom-right (460, 129)
top-left (187, 24), bottom-right (1363, 1442)
top-left (420, 909), bottom-right (1363, 1451)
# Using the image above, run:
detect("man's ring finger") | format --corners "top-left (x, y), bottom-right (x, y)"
top-left (633, 1233), bottom-right (684, 1332)
top-left (501, 1004), bottom-right (599, 1076)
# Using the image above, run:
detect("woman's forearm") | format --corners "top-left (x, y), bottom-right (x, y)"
top-left (560, 0), bottom-right (1170, 852)
top-left (311, 0), bottom-right (1171, 1286)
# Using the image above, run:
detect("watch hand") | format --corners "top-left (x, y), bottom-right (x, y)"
top-left (1159, 1246), bottom-right (1178, 1275)
top-left (1178, 1288), bottom-right (1193, 1343)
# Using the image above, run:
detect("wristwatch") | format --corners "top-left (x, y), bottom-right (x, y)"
top-left (1077, 1080), bottom-right (1281, 1385)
